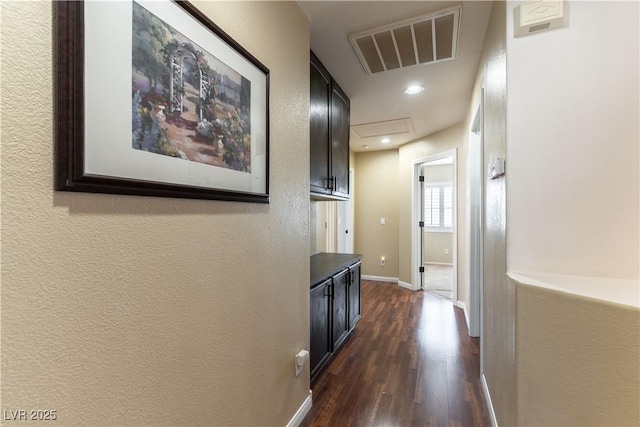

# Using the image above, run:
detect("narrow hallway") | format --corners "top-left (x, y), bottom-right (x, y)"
top-left (302, 280), bottom-right (490, 426)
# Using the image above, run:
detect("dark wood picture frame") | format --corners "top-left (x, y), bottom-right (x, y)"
top-left (55, 0), bottom-right (270, 202)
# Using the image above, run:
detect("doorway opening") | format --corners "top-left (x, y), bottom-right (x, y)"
top-left (412, 149), bottom-right (457, 302)
top-left (311, 168), bottom-right (354, 255)
top-left (337, 168), bottom-right (355, 253)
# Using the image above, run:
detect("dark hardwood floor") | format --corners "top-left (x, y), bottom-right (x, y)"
top-left (301, 280), bottom-right (491, 427)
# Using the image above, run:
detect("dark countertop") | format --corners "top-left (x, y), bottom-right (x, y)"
top-left (311, 252), bottom-right (363, 288)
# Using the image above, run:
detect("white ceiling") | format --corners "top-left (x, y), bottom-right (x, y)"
top-left (298, 1), bottom-right (493, 152)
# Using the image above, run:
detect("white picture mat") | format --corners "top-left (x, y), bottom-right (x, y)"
top-left (83, 0), bottom-right (268, 194)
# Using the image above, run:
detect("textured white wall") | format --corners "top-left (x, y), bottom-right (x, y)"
top-left (0, 1), bottom-right (310, 425)
top-left (423, 233), bottom-right (453, 264)
top-left (506, 1), bottom-right (640, 279)
top-left (423, 164), bottom-right (453, 183)
top-left (514, 276), bottom-right (640, 425)
top-left (463, 2), bottom-right (511, 425)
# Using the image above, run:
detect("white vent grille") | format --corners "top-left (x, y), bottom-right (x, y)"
top-left (349, 5), bottom-right (461, 75)
top-left (529, 22), bottom-right (551, 33)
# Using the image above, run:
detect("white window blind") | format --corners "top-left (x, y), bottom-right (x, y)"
top-left (424, 187), bottom-right (440, 226)
top-left (424, 182), bottom-right (453, 231)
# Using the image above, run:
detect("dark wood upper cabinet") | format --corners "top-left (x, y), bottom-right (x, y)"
top-left (331, 84), bottom-right (350, 198)
top-left (310, 53), bottom-right (331, 196)
top-left (310, 51), bottom-right (350, 200)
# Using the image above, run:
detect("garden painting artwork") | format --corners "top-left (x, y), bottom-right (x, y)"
top-left (131, 1), bottom-right (252, 172)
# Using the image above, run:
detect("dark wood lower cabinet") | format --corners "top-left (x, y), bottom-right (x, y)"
top-left (331, 269), bottom-right (349, 350)
top-left (310, 254), bottom-right (362, 383)
top-left (347, 262), bottom-right (361, 331)
top-left (310, 278), bottom-right (331, 380)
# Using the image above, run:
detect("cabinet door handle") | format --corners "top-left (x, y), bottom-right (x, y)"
top-left (324, 285), bottom-right (330, 298)
top-left (333, 176), bottom-right (337, 191)
top-left (329, 176), bottom-right (335, 191)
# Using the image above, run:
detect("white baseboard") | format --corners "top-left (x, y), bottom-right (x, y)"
top-left (363, 276), bottom-right (418, 291)
top-left (398, 280), bottom-right (419, 291)
top-left (362, 275), bottom-right (398, 283)
top-left (286, 391), bottom-right (312, 427)
top-left (481, 374), bottom-right (498, 427)
top-left (456, 300), bottom-right (471, 332)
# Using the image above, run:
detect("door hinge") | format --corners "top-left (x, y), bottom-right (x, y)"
top-left (419, 266), bottom-right (425, 273)
top-left (419, 175), bottom-right (425, 182)
top-left (419, 221), bottom-right (424, 228)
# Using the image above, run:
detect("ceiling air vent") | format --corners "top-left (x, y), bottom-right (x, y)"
top-left (349, 5), bottom-right (461, 75)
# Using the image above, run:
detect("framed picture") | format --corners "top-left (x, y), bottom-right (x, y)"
top-left (55, 0), bottom-right (270, 202)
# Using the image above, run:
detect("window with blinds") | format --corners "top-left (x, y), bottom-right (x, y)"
top-left (424, 182), bottom-right (453, 231)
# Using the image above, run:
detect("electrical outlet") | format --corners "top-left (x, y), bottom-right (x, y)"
top-left (380, 257), bottom-right (385, 266)
top-left (295, 350), bottom-right (308, 376)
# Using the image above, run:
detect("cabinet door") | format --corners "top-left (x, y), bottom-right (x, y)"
top-left (348, 262), bottom-right (362, 331)
top-left (310, 278), bottom-right (332, 380)
top-left (331, 269), bottom-right (349, 351)
top-left (310, 53), bottom-right (331, 195)
top-left (330, 83), bottom-right (350, 198)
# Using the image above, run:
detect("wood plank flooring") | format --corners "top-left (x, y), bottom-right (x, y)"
top-left (301, 280), bottom-right (491, 427)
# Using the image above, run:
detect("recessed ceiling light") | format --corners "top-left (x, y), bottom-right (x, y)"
top-left (362, 144), bottom-right (370, 149)
top-left (404, 85), bottom-right (424, 95)
top-left (381, 138), bottom-right (391, 144)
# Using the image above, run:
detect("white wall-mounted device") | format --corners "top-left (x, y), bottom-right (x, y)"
top-left (514, 1), bottom-right (565, 37)
top-left (488, 158), bottom-right (505, 180)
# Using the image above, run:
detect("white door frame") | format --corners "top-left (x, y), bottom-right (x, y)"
top-left (320, 202), bottom-right (337, 253)
top-left (468, 92), bottom-right (484, 340)
top-left (411, 149), bottom-right (458, 300)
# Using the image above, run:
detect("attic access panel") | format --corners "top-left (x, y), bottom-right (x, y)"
top-left (349, 5), bottom-right (461, 74)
